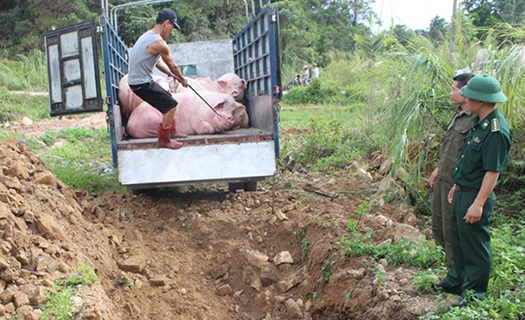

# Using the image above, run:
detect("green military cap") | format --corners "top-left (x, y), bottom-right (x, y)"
top-left (460, 75), bottom-right (507, 103)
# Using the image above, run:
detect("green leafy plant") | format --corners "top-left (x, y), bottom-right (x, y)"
top-left (373, 265), bottom-right (386, 286)
top-left (59, 263), bottom-right (98, 288)
top-left (341, 230), bottom-right (444, 269)
top-left (32, 127), bottom-right (126, 193)
top-left (322, 259), bottom-right (335, 281)
top-left (412, 269), bottom-right (437, 294)
top-left (354, 200), bottom-right (371, 230)
top-left (118, 275), bottom-right (135, 288)
top-left (289, 228), bottom-right (311, 258)
top-left (40, 287), bottom-right (75, 320)
top-left (41, 262), bottom-right (99, 320)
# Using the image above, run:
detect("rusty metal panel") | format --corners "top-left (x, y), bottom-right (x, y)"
top-left (247, 95), bottom-right (274, 133)
top-left (117, 128), bottom-right (273, 150)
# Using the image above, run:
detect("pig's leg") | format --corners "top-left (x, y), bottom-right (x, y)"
top-left (194, 121), bottom-right (216, 135)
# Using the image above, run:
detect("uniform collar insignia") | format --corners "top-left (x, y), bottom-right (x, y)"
top-left (491, 118), bottom-right (500, 132)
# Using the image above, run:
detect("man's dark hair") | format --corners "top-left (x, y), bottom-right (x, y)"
top-left (453, 73), bottom-right (474, 88)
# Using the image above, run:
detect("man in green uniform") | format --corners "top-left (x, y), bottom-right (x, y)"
top-left (430, 73), bottom-right (475, 267)
top-left (436, 75), bottom-right (512, 307)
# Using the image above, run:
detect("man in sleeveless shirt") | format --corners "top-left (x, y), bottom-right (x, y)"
top-left (128, 8), bottom-right (188, 149)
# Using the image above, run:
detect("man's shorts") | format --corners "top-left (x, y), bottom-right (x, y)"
top-left (129, 81), bottom-right (177, 114)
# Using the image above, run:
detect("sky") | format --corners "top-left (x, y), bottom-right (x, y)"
top-left (371, 0), bottom-right (455, 31)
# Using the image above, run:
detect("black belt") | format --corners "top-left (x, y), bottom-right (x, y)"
top-left (455, 184), bottom-right (478, 192)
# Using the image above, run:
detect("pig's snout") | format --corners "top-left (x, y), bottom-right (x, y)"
top-left (220, 114), bottom-right (234, 126)
top-left (231, 91), bottom-right (239, 98)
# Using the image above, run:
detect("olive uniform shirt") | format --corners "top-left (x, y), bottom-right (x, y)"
top-left (437, 107), bottom-right (476, 182)
top-left (452, 108), bottom-right (512, 188)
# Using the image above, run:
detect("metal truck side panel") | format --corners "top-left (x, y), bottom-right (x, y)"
top-left (118, 141), bottom-right (275, 185)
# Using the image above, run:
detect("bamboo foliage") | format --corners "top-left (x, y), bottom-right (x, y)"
top-left (372, 26), bottom-right (525, 200)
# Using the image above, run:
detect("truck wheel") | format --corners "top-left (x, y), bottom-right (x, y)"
top-left (243, 181), bottom-right (258, 192)
top-left (228, 182), bottom-right (244, 193)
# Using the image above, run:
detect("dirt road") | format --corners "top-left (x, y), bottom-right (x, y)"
top-left (4, 112), bottom-right (107, 138)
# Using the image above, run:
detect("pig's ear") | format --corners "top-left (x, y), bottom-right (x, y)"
top-left (241, 79), bottom-right (247, 89)
top-left (235, 102), bottom-right (246, 111)
top-left (212, 97), bottom-right (226, 110)
top-left (217, 79), bottom-right (228, 92)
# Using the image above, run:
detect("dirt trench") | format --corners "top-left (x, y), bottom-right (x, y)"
top-left (0, 135), bottom-right (442, 320)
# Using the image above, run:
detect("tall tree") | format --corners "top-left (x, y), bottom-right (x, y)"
top-left (428, 16), bottom-right (448, 43)
top-left (0, 0), bottom-right (97, 51)
top-left (463, 0), bottom-right (525, 27)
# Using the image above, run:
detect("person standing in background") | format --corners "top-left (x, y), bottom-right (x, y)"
top-left (437, 75), bottom-right (512, 308)
top-left (303, 65), bottom-right (310, 85)
top-left (312, 63), bottom-right (319, 79)
top-left (430, 73), bottom-right (475, 267)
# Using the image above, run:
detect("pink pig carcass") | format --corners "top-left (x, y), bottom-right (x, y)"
top-left (118, 75), bottom-right (171, 122)
top-left (175, 73), bottom-right (247, 102)
top-left (126, 92), bottom-right (245, 138)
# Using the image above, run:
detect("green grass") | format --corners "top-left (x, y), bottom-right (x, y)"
top-left (421, 219), bottom-right (525, 319)
top-left (342, 220), bottom-right (445, 269)
top-left (0, 50), bottom-right (48, 91)
top-left (280, 103), bottom-right (368, 129)
top-left (322, 259), bottom-right (335, 281)
top-left (279, 114), bottom-right (384, 172)
top-left (0, 87), bottom-right (50, 123)
top-left (41, 288), bottom-right (75, 320)
top-left (40, 263), bottom-right (98, 320)
top-left (30, 127), bottom-right (125, 193)
top-left (412, 269), bottom-right (438, 294)
top-left (58, 262), bottom-right (99, 288)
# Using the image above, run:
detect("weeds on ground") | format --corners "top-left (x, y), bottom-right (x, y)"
top-left (280, 116), bottom-right (383, 172)
top-left (353, 200), bottom-right (371, 230)
top-left (0, 50), bottom-right (47, 91)
top-left (322, 259), bottom-right (335, 281)
top-left (422, 218), bottom-right (525, 319)
top-left (0, 88), bottom-right (49, 123)
top-left (118, 275), bottom-right (134, 288)
top-left (32, 127), bottom-right (125, 193)
top-left (289, 228), bottom-right (311, 258)
top-left (40, 287), bottom-right (75, 320)
top-left (371, 264), bottom-right (387, 286)
top-left (41, 263), bottom-right (98, 320)
top-left (279, 103), bottom-right (365, 129)
top-left (412, 269), bottom-right (437, 294)
top-left (0, 129), bottom-right (25, 140)
top-left (341, 223), bottom-right (444, 269)
top-left (58, 262), bottom-right (98, 288)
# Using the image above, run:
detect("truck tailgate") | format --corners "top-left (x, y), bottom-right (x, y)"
top-left (117, 128), bottom-right (275, 187)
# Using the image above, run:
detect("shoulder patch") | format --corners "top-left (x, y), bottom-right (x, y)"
top-left (491, 118), bottom-right (500, 132)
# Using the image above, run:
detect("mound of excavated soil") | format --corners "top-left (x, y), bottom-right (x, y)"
top-left (0, 137), bottom-right (118, 320)
top-left (0, 137), bottom-right (443, 320)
